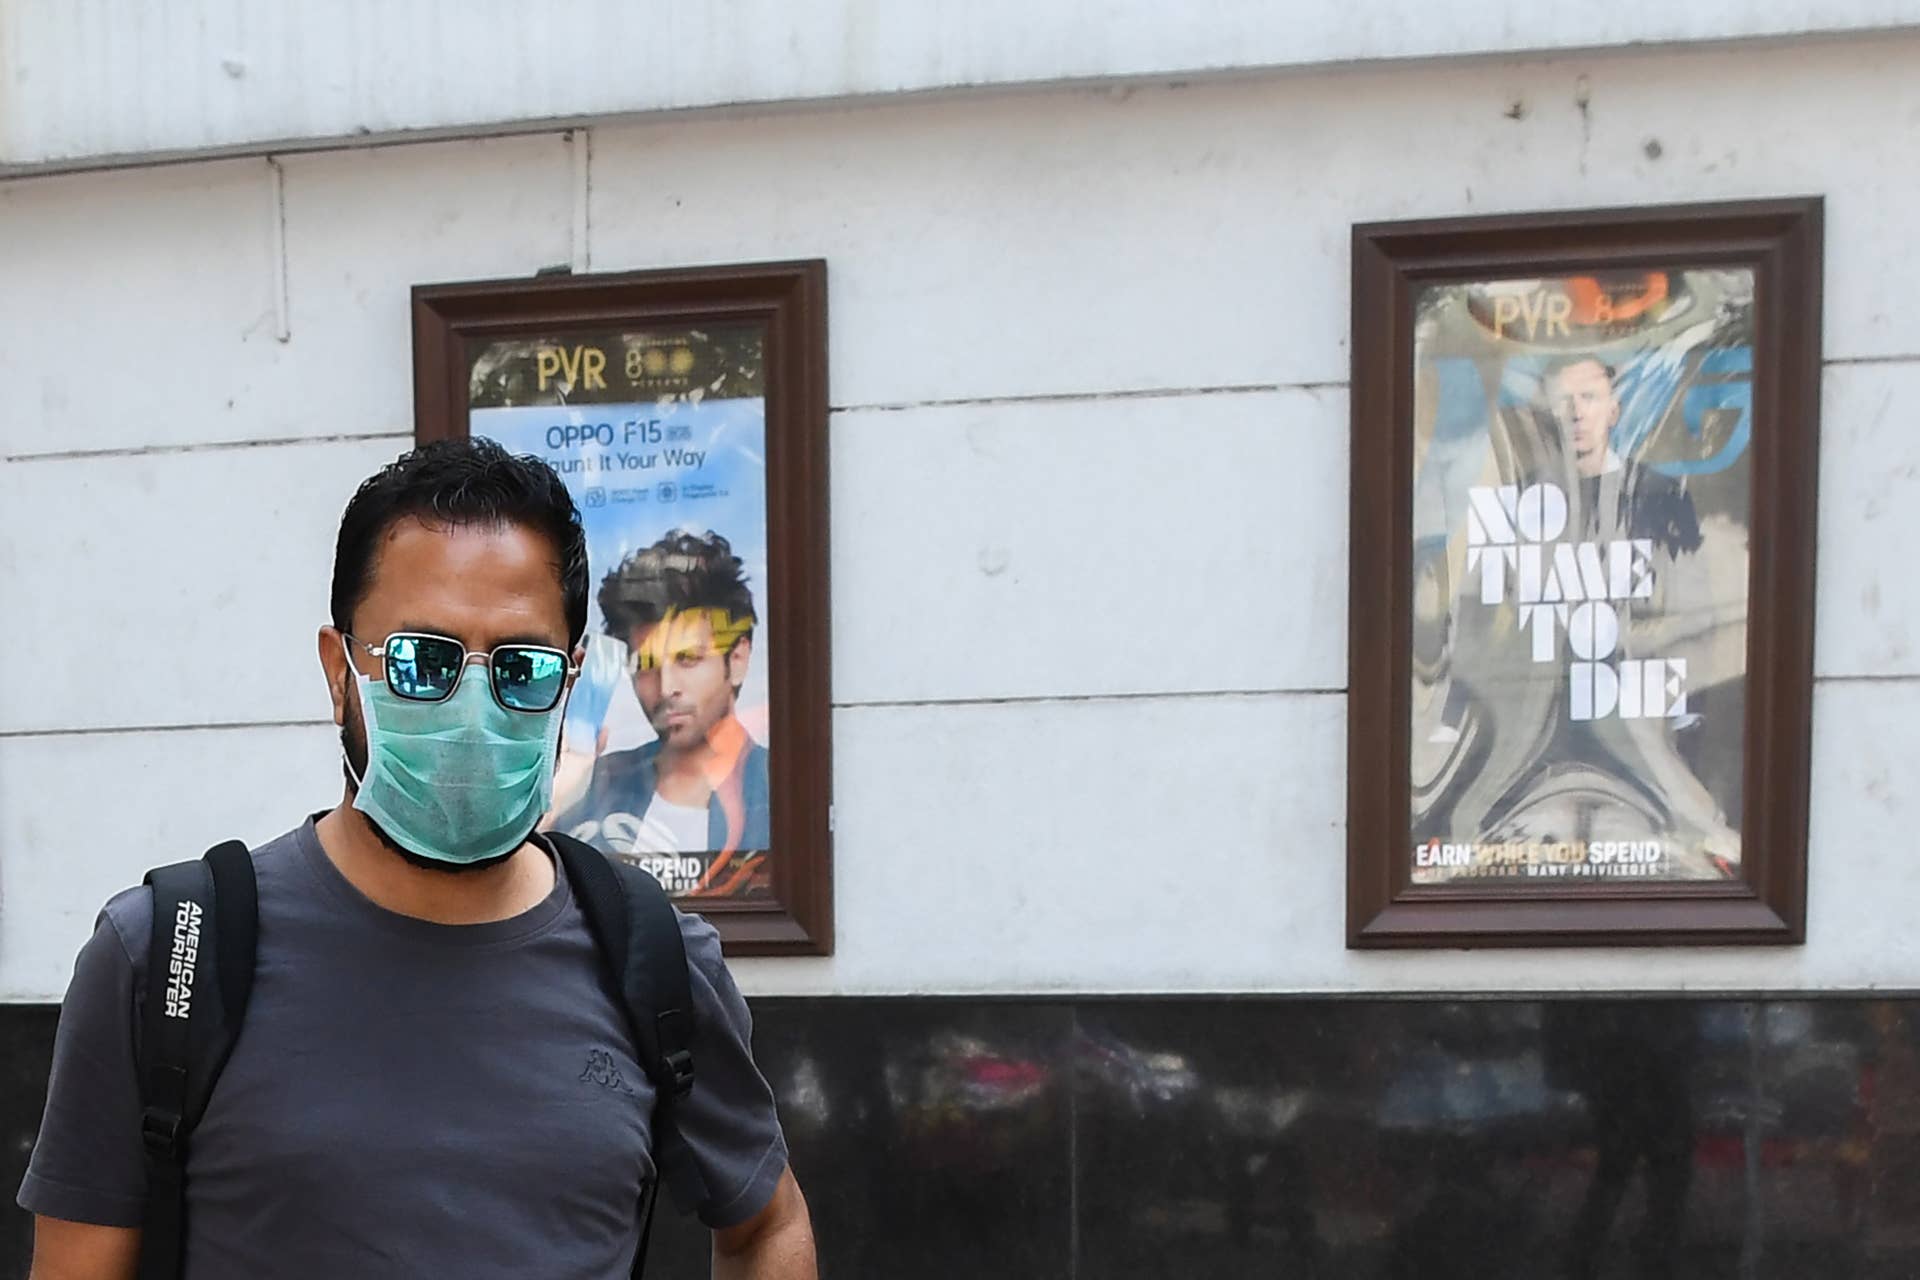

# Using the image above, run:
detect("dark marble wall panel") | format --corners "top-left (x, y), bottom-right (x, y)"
top-left (2, 1008), bottom-right (57, 1280)
top-left (1072, 999), bottom-right (1914, 1280)
top-left (5, 997), bottom-right (1920, 1278)
top-left (647, 999), bottom-right (1075, 1278)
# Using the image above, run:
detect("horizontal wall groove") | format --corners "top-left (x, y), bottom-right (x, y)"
top-left (4, 430), bottom-right (412, 465)
top-left (831, 380), bottom-right (1344, 415)
top-left (1822, 352), bottom-right (1920, 368)
top-left (10, 351), bottom-right (1908, 467)
top-left (4, 672), bottom-right (1911, 739)
top-left (831, 353), bottom-right (1917, 416)
top-left (851, 672), bottom-right (1911, 706)
top-left (0, 719), bottom-right (331, 741)
top-left (0, 688), bottom-right (1339, 739)
top-left (1814, 671), bottom-right (1920, 685)
top-left (0, 122), bottom-right (586, 184)
top-left (835, 686), bottom-right (1345, 711)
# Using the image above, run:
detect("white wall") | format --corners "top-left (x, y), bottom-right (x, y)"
top-left (4, 33), bottom-right (1920, 999)
top-left (5, 0), bottom-right (1920, 170)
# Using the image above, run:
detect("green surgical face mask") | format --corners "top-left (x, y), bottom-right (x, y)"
top-left (344, 664), bottom-right (563, 866)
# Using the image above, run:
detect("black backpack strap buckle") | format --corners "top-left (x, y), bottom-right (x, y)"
top-left (656, 1008), bottom-right (694, 1096)
top-left (141, 1106), bottom-right (184, 1159)
top-left (662, 1047), bottom-right (695, 1097)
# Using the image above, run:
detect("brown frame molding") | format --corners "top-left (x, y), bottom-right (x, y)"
top-left (1348, 199), bottom-right (1822, 948)
top-left (413, 261), bottom-right (833, 956)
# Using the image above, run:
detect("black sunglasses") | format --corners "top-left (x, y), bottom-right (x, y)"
top-left (345, 632), bottom-right (575, 714)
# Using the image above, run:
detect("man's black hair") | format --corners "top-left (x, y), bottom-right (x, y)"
top-left (330, 438), bottom-right (590, 645)
top-left (598, 530), bottom-right (757, 650)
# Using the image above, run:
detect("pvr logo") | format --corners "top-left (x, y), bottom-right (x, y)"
top-left (536, 345), bottom-right (609, 393)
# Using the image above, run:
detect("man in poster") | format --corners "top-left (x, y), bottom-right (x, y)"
top-left (1529, 350), bottom-right (1738, 879)
top-left (556, 530), bottom-right (771, 896)
top-left (1543, 353), bottom-right (1702, 558)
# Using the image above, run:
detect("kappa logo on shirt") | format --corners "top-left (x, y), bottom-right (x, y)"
top-left (580, 1049), bottom-right (639, 1096)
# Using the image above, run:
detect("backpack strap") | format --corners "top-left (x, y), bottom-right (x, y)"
top-left (548, 833), bottom-right (699, 1278)
top-left (205, 841), bottom-right (257, 1037)
top-left (137, 841), bottom-right (257, 1280)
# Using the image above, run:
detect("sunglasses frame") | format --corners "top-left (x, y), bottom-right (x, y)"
top-left (343, 630), bottom-right (578, 714)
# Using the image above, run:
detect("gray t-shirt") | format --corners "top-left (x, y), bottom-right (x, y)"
top-left (18, 819), bottom-right (788, 1277)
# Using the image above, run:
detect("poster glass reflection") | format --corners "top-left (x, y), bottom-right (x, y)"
top-left (468, 324), bottom-right (776, 901)
top-left (1409, 270), bottom-right (1753, 886)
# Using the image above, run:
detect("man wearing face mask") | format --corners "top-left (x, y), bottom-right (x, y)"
top-left (558, 531), bottom-right (772, 898)
top-left (19, 440), bottom-right (816, 1279)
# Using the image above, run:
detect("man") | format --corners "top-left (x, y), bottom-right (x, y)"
top-left (19, 440), bottom-right (815, 1278)
top-left (1535, 352), bottom-right (1736, 878)
top-left (557, 531), bottom-right (771, 899)
top-left (1543, 353), bottom-right (1701, 557)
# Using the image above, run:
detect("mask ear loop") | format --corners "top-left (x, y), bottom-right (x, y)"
top-left (339, 633), bottom-right (378, 792)
top-left (343, 751), bottom-right (367, 791)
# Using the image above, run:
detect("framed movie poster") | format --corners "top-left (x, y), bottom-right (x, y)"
top-left (413, 262), bottom-right (831, 955)
top-left (1347, 200), bottom-right (1821, 947)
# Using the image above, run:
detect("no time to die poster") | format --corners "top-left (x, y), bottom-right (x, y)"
top-left (1409, 269), bottom-right (1754, 887)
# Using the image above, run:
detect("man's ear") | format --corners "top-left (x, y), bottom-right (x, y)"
top-left (318, 626), bottom-right (352, 728)
top-left (727, 635), bottom-right (753, 692)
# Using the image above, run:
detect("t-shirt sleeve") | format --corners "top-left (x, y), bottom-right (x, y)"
top-left (666, 908), bottom-right (790, 1229)
top-left (16, 889), bottom-right (151, 1227)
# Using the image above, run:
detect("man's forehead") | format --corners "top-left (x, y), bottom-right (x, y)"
top-left (357, 516), bottom-right (568, 640)
top-left (369, 516), bottom-right (561, 570)
top-left (1552, 360), bottom-right (1611, 388)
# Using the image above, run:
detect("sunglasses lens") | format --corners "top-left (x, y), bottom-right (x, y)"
top-left (493, 647), bottom-right (568, 712)
top-left (386, 634), bottom-right (463, 701)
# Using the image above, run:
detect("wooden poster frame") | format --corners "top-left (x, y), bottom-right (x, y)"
top-left (1347, 200), bottom-right (1821, 949)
